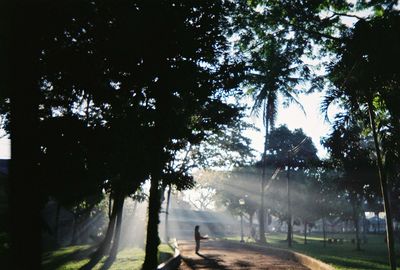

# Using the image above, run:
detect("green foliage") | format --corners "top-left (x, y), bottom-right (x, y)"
top-left (266, 125), bottom-right (319, 168)
top-left (322, 118), bottom-right (379, 201)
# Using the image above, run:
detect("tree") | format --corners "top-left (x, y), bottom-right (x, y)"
top-left (265, 125), bottom-right (318, 247)
top-left (324, 12), bottom-right (400, 268)
top-left (2, 2), bottom-right (49, 269)
top-left (322, 117), bottom-right (378, 250)
top-left (211, 167), bottom-right (261, 234)
top-left (1, 2), bottom-right (244, 269)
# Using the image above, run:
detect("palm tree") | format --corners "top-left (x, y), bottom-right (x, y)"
top-left (247, 38), bottom-right (305, 243)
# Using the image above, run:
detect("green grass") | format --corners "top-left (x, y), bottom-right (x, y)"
top-left (226, 232), bottom-right (400, 270)
top-left (42, 243), bottom-right (174, 270)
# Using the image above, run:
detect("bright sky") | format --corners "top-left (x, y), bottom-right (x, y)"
top-left (0, 129), bottom-right (10, 159)
top-left (244, 91), bottom-right (339, 160)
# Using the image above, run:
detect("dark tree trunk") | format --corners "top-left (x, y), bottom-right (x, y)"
top-left (351, 197), bottom-right (361, 251)
top-left (304, 221), bottom-right (307, 244)
top-left (249, 212), bottom-right (254, 233)
top-left (71, 216), bottom-right (77, 245)
top-left (109, 193), bottom-right (124, 259)
top-left (55, 203), bottom-right (61, 244)
top-left (142, 173), bottom-right (162, 269)
top-left (91, 191), bottom-right (120, 260)
top-left (367, 99), bottom-right (396, 270)
top-left (259, 177), bottom-right (266, 243)
top-left (108, 195), bottom-right (113, 219)
top-left (164, 184), bottom-right (172, 241)
top-left (80, 192), bottom-right (121, 270)
top-left (259, 101), bottom-right (270, 244)
top-left (322, 217), bottom-right (326, 248)
top-left (287, 154), bottom-right (292, 248)
top-left (362, 210), bottom-right (368, 243)
top-left (7, 3), bottom-right (43, 268)
top-left (376, 212), bottom-right (380, 233)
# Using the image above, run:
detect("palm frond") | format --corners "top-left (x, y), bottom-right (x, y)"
top-left (281, 88), bottom-right (306, 116)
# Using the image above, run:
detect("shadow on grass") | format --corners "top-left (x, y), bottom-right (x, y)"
top-left (98, 254), bottom-right (117, 270)
top-left (42, 245), bottom-right (95, 270)
top-left (320, 255), bottom-right (384, 270)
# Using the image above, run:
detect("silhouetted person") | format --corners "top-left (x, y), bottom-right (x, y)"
top-left (194, 225), bottom-right (208, 254)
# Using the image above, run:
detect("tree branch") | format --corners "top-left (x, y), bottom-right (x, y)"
top-left (329, 10), bottom-right (366, 21)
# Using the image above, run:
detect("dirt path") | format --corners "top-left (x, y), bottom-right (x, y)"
top-left (178, 240), bottom-right (310, 270)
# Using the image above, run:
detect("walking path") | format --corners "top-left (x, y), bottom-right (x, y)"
top-left (178, 240), bottom-right (310, 270)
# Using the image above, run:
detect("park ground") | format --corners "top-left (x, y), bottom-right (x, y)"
top-left (1, 231), bottom-right (400, 269)
top-left (40, 232), bottom-right (400, 269)
top-left (178, 239), bottom-right (309, 269)
top-left (227, 232), bottom-right (400, 270)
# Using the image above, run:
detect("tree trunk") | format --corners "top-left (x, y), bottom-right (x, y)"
top-left (80, 191), bottom-right (121, 270)
top-left (304, 221), bottom-right (307, 244)
top-left (8, 2), bottom-right (42, 269)
top-left (259, 101), bottom-right (270, 244)
top-left (367, 99), bottom-right (396, 270)
top-left (108, 194), bottom-right (113, 219)
top-left (351, 197), bottom-right (361, 251)
top-left (249, 212), bottom-right (254, 233)
top-left (91, 191), bottom-right (120, 260)
top-left (164, 184), bottom-right (172, 241)
top-left (287, 153), bottom-right (292, 248)
top-left (142, 173), bottom-right (162, 269)
top-left (322, 217), bottom-right (326, 248)
top-left (362, 210), bottom-right (368, 243)
top-left (71, 216), bottom-right (77, 245)
top-left (109, 194), bottom-right (124, 259)
top-left (376, 212), bottom-right (380, 233)
top-left (55, 203), bottom-right (61, 245)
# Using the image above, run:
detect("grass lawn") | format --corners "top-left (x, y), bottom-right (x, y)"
top-left (227, 232), bottom-right (400, 270)
top-left (41, 243), bottom-right (174, 270)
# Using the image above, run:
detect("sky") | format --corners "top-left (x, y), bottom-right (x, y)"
top-left (244, 91), bottom-right (339, 160)
top-left (0, 128), bottom-right (10, 159)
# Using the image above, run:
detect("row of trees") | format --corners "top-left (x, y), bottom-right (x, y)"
top-left (206, 124), bottom-right (388, 250)
top-left (224, 1), bottom-right (399, 269)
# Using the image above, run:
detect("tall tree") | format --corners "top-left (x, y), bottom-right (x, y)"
top-left (324, 12), bottom-right (400, 268)
top-left (2, 1), bottom-right (51, 269)
top-left (322, 117), bottom-right (378, 250)
top-left (265, 125), bottom-right (318, 246)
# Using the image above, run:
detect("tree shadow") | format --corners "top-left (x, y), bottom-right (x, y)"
top-left (98, 254), bottom-right (116, 270)
top-left (320, 256), bottom-right (380, 270)
top-left (79, 252), bottom-right (117, 270)
top-left (234, 259), bottom-right (255, 268)
top-left (79, 254), bottom-right (103, 270)
top-left (181, 252), bottom-right (228, 270)
top-left (42, 245), bottom-right (95, 270)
